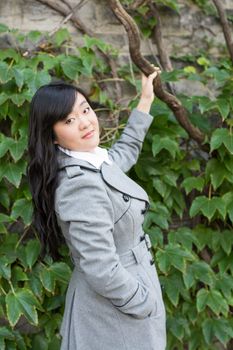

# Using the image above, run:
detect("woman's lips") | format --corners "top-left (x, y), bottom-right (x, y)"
top-left (82, 130), bottom-right (94, 139)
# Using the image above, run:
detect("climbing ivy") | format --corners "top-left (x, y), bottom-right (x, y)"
top-left (0, 3), bottom-right (233, 348)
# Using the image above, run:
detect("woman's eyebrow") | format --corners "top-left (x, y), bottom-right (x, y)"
top-left (79, 100), bottom-right (88, 107)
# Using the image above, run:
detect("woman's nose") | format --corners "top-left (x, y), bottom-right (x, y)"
top-left (79, 116), bottom-right (91, 129)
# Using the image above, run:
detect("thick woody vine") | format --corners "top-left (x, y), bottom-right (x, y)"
top-left (0, 1), bottom-right (233, 349)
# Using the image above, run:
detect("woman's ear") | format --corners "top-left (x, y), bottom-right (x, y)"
top-left (54, 140), bottom-right (58, 144)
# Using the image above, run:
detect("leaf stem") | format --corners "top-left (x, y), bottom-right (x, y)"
top-left (0, 284), bottom-right (7, 296)
top-left (208, 184), bottom-right (212, 199)
top-left (8, 281), bottom-right (15, 295)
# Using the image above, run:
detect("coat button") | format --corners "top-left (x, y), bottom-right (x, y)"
top-left (141, 202), bottom-right (150, 214)
top-left (122, 194), bottom-right (130, 202)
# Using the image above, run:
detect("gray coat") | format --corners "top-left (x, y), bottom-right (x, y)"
top-left (55, 109), bottom-right (166, 350)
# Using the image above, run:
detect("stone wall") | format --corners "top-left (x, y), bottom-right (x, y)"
top-left (0, 0), bottom-right (232, 97)
top-left (1, 0), bottom-right (232, 53)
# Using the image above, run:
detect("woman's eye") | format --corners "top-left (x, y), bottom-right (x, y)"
top-left (65, 118), bottom-right (75, 124)
top-left (83, 107), bottom-right (90, 114)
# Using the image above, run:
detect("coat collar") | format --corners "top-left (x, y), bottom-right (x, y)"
top-left (57, 150), bottom-right (149, 202)
top-left (57, 149), bottom-right (99, 172)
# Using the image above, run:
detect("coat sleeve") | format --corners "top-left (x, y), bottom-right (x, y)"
top-left (56, 174), bottom-right (156, 319)
top-left (108, 108), bottom-right (153, 173)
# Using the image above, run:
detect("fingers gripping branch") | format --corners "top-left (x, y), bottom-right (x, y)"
top-left (109, 0), bottom-right (205, 145)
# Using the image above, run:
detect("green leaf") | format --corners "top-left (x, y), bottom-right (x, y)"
top-left (181, 176), bottom-right (204, 194)
top-left (83, 35), bottom-right (111, 53)
top-left (11, 198), bottom-right (33, 226)
top-left (166, 315), bottom-right (186, 341)
top-left (0, 48), bottom-right (20, 62)
top-left (197, 289), bottom-right (229, 316)
top-left (156, 243), bottom-right (194, 273)
top-left (216, 99), bottom-right (230, 120)
top-left (11, 266), bottom-right (28, 285)
top-left (202, 319), bottom-right (233, 346)
top-left (0, 134), bottom-right (14, 158)
top-left (0, 62), bottom-right (13, 83)
top-left (79, 48), bottom-right (95, 76)
top-left (185, 261), bottom-right (214, 289)
top-left (143, 203), bottom-right (169, 230)
top-left (40, 267), bottom-right (56, 293)
top-left (163, 172), bottom-right (178, 187)
top-left (220, 230), bottom-right (233, 255)
top-left (146, 227), bottom-right (163, 248)
top-left (54, 28), bottom-right (70, 46)
top-left (25, 240), bottom-right (41, 269)
top-left (0, 23), bottom-right (9, 33)
top-left (190, 196), bottom-right (226, 221)
top-left (0, 92), bottom-right (8, 106)
top-left (223, 132), bottom-right (233, 154)
top-left (206, 158), bottom-right (233, 190)
top-left (152, 135), bottom-right (179, 158)
top-left (163, 272), bottom-right (184, 306)
top-left (169, 227), bottom-right (199, 251)
top-left (215, 273), bottom-right (233, 300)
top-left (6, 289), bottom-right (40, 327)
top-left (31, 334), bottom-right (49, 350)
top-left (49, 262), bottom-right (71, 284)
top-left (24, 70), bottom-right (51, 94)
top-left (0, 256), bottom-right (11, 280)
top-left (0, 213), bottom-right (12, 223)
top-left (8, 138), bottom-right (27, 162)
top-left (227, 200), bottom-right (233, 223)
top-left (10, 94), bottom-right (26, 107)
top-left (152, 178), bottom-right (167, 197)
top-left (60, 56), bottom-right (81, 80)
top-left (28, 30), bottom-right (42, 43)
top-left (12, 68), bottom-right (24, 90)
top-left (210, 128), bottom-right (228, 152)
top-left (27, 273), bottom-right (43, 299)
top-left (0, 186), bottom-right (10, 209)
top-left (35, 262), bottom-right (70, 293)
top-left (198, 96), bottom-right (215, 114)
top-left (197, 56), bottom-right (210, 67)
top-left (211, 128), bottom-right (233, 154)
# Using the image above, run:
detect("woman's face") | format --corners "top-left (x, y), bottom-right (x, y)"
top-left (53, 93), bottom-right (100, 152)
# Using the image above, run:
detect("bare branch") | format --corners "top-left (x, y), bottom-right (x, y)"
top-left (36, 0), bottom-right (93, 35)
top-left (35, 0), bottom-right (122, 120)
top-left (126, 0), bottom-right (148, 10)
top-left (212, 0), bottom-right (233, 62)
top-left (148, 2), bottom-right (173, 72)
top-left (109, 0), bottom-right (205, 145)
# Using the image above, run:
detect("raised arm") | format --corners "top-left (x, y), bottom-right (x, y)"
top-left (108, 70), bottom-right (161, 172)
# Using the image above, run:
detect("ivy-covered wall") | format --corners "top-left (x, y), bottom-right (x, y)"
top-left (0, 0), bottom-right (233, 349)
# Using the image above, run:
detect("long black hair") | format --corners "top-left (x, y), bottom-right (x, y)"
top-left (27, 81), bottom-right (90, 260)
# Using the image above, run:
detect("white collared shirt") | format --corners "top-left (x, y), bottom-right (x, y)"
top-left (58, 145), bottom-right (112, 169)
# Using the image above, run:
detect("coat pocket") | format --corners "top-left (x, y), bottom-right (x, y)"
top-left (136, 269), bottom-right (158, 318)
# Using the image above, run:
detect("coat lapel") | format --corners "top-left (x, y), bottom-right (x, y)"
top-left (101, 162), bottom-right (149, 203)
top-left (57, 149), bottom-right (149, 202)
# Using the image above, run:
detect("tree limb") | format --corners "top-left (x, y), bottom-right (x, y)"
top-left (36, 0), bottom-right (93, 35)
top-left (148, 1), bottom-right (173, 72)
top-left (109, 0), bottom-right (205, 145)
top-left (35, 0), bottom-right (122, 116)
top-left (212, 0), bottom-right (233, 62)
top-left (126, 0), bottom-right (148, 10)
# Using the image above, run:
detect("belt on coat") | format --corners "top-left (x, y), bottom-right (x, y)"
top-left (119, 234), bottom-right (153, 267)
top-left (71, 234), bottom-right (154, 271)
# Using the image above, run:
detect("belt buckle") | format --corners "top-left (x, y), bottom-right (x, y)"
top-left (144, 233), bottom-right (152, 250)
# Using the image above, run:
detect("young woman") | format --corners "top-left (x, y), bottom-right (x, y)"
top-left (28, 69), bottom-right (166, 350)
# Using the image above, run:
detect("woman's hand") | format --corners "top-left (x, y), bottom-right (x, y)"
top-left (136, 67), bottom-right (161, 114)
